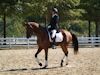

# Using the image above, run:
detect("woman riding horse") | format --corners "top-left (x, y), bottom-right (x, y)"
top-left (48, 8), bottom-right (59, 49)
top-left (25, 22), bottom-right (79, 69)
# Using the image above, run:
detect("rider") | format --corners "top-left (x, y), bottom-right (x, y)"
top-left (49, 7), bottom-right (59, 49)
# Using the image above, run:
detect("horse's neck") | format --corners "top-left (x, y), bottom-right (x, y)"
top-left (33, 26), bottom-right (46, 39)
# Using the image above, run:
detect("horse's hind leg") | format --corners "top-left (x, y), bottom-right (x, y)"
top-left (35, 47), bottom-right (42, 67)
top-left (60, 45), bottom-right (68, 67)
top-left (42, 48), bottom-right (48, 69)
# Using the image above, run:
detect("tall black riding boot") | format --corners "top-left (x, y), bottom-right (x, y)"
top-left (52, 38), bottom-right (56, 49)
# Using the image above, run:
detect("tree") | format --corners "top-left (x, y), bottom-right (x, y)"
top-left (79, 0), bottom-right (100, 37)
top-left (0, 0), bottom-right (92, 37)
top-left (0, 0), bottom-right (18, 38)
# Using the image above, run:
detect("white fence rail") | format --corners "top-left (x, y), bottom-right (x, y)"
top-left (0, 37), bottom-right (100, 48)
top-left (0, 37), bottom-right (37, 48)
top-left (78, 37), bottom-right (100, 47)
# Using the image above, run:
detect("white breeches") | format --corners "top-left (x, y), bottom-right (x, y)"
top-left (51, 30), bottom-right (57, 38)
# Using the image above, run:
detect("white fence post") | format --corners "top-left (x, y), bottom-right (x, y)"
top-left (91, 37), bottom-right (94, 47)
top-left (9, 38), bottom-right (11, 48)
top-left (27, 38), bottom-right (29, 49)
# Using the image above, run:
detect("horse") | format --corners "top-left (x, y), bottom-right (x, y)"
top-left (24, 22), bottom-right (79, 68)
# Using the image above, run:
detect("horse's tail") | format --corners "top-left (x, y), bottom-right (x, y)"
top-left (71, 33), bottom-right (79, 54)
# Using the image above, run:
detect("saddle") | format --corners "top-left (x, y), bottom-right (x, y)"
top-left (47, 29), bottom-right (63, 43)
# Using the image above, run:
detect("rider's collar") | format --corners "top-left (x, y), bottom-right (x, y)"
top-left (52, 13), bottom-right (58, 17)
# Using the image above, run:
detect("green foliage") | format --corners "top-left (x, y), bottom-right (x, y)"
top-left (0, 0), bottom-right (18, 16)
top-left (0, 17), bottom-right (25, 37)
top-left (6, 17), bottom-right (25, 37)
top-left (79, 0), bottom-right (100, 21)
top-left (60, 20), bottom-right (89, 36)
top-left (0, 0), bottom-right (99, 37)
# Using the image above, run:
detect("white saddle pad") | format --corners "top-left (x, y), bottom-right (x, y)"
top-left (49, 32), bottom-right (63, 42)
top-left (55, 32), bottom-right (63, 42)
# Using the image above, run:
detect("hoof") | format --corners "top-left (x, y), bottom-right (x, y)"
top-left (66, 63), bottom-right (68, 65)
top-left (42, 66), bottom-right (47, 69)
top-left (39, 63), bottom-right (42, 66)
top-left (60, 60), bottom-right (63, 67)
top-left (61, 63), bottom-right (63, 67)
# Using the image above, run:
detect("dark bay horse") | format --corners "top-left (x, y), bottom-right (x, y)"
top-left (25, 22), bottom-right (79, 68)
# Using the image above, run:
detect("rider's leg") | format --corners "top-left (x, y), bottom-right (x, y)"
top-left (51, 30), bottom-right (57, 49)
top-left (52, 30), bottom-right (57, 38)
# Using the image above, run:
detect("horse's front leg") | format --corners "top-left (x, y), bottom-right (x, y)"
top-left (42, 49), bottom-right (48, 69)
top-left (35, 48), bottom-right (42, 67)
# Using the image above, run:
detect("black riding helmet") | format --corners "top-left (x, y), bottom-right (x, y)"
top-left (52, 8), bottom-right (58, 13)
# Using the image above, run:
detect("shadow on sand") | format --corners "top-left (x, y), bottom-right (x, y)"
top-left (0, 66), bottom-right (62, 72)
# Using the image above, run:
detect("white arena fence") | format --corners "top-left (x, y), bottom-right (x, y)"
top-left (0, 36), bottom-right (100, 48)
